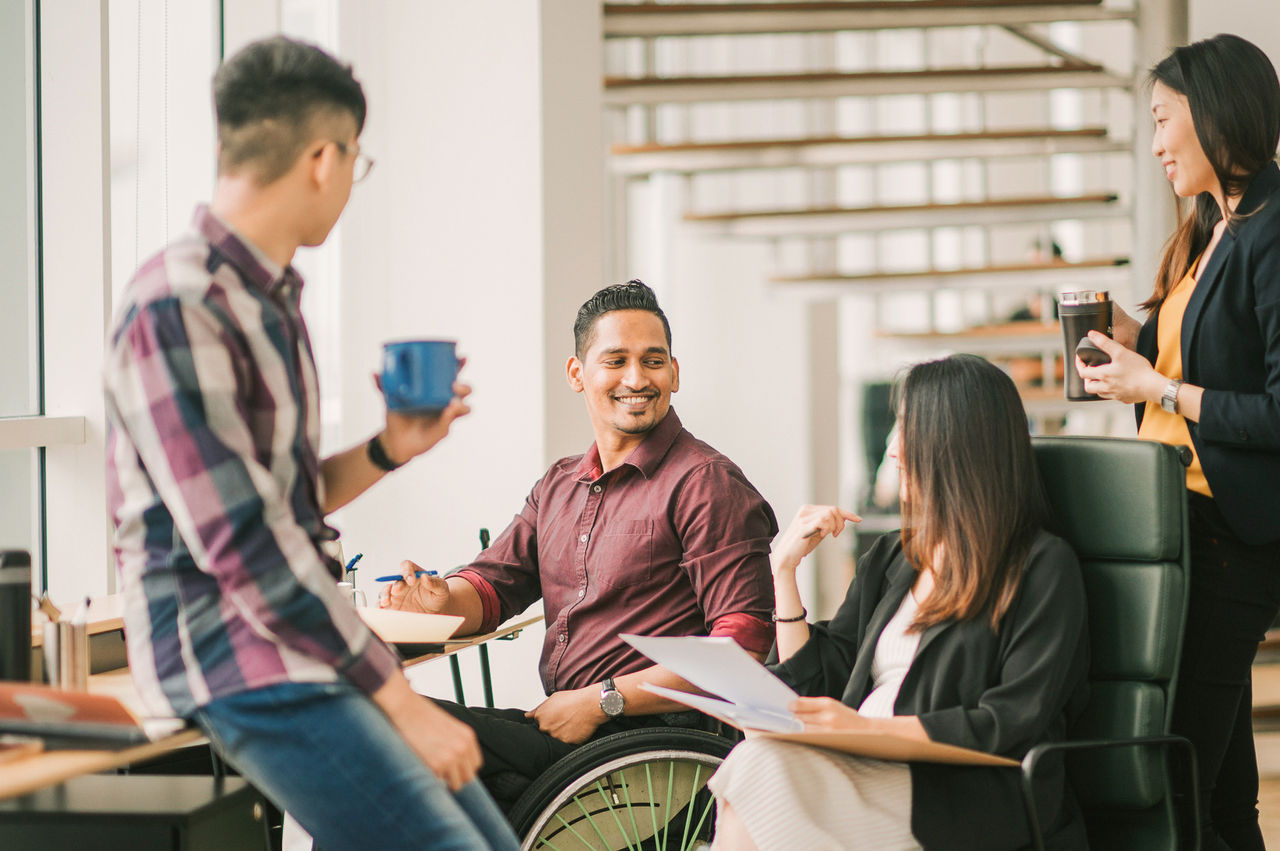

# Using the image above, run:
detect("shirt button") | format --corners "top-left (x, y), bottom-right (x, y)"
top-left (593, 485), bottom-right (602, 493)
top-left (578, 589), bottom-right (585, 598)
top-left (580, 534), bottom-right (588, 543)
top-left (558, 633), bottom-right (567, 643)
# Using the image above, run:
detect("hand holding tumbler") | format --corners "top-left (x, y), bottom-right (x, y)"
top-left (1059, 290), bottom-right (1113, 401)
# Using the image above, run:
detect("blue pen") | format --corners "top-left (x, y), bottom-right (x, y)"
top-left (375, 569), bottom-right (437, 582)
top-left (344, 553), bottom-right (364, 573)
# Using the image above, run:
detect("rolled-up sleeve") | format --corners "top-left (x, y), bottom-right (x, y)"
top-left (106, 298), bottom-right (401, 696)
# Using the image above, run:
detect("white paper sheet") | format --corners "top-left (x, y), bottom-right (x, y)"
top-left (620, 633), bottom-right (799, 721)
top-left (640, 682), bottom-right (802, 733)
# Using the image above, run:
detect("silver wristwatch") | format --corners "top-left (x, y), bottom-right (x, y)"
top-left (599, 677), bottom-right (625, 718)
top-left (1160, 379), bottom-right (1184, 414)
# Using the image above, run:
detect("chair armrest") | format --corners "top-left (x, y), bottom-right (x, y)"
top-left (1018, 735), bottom-right (1199, 851)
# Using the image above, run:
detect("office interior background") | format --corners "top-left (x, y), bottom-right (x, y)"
top-left (1, 0), bottom-right (1276, 712)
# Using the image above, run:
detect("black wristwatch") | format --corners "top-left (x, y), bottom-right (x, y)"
top-left (599, 677), bottom-right (625, 718)
top-left (366, 433), bottom-right (404, 472)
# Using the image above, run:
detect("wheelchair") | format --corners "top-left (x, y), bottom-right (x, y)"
top-left (509, 726), bottom-right (736, 851)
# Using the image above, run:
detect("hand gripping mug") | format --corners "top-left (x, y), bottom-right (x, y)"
top-left (1058, 290), bottom-right (1113, 401)
top-left (380, 340), bottom-right (460, 413)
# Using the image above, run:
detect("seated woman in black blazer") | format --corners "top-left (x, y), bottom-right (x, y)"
top-left (708, 354), bottom-right (1089, 851)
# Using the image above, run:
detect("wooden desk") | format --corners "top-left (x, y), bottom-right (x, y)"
top-left (401, 614), bottom-right (543, 707)
top-left (0, 613), bottom-right (543, 802)
top-left (30, 595), bottom-right (126, 645)
top-left (0, 729), bottom-right (205, 802)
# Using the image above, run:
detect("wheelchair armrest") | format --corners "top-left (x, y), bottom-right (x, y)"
top-left (1018, 734), bottom-right (1199, 851)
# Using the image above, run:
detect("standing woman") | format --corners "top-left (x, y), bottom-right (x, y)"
top-left (708, 355), bottom-right (1090, 850)
top-left (1077, 34), bottom-right (1280, 851)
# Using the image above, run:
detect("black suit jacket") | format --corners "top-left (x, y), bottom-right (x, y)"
top-left (1136, 161), bottom-right (1280, 545)
top-left (773, 531), bottom-right (1090, 851)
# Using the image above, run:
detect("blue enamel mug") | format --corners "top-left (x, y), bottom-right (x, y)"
top-left (380, 339), bottom-right (460, 413)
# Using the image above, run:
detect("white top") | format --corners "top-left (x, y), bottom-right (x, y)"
top-left (857, 590), bottom-right (922, 719)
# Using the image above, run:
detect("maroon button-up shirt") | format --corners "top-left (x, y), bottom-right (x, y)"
top-left (456, 409), bottom-right (777, 694)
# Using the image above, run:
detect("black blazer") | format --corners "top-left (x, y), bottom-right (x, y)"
top-left (773, 531), bottom-right (1090, 851)
top-left (1136, 161), bottom-right (1280, 545)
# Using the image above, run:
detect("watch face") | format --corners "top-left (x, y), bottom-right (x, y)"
top-left (600, 689), bottom-right (625, 717)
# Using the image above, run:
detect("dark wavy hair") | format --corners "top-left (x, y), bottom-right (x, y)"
top-left (573, 279), bottom-right (673, 358)
top-left (214, 36), bottom-right (366, 184)
top-left (1144, 34), bottom-right (1280, 310)
top-left (894, 355), bottom-right (1054, 632)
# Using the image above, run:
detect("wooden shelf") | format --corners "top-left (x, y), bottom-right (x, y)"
top-left (604, 63), bottom-right (1129, 106)
top-left (876, 319), bottom-right (1062, 355)
top-left (603, 1), bottom-right (1131, 38)
top-left (771, 257), bottom-right (1129, 295)
top-left (685, 192), bottom-right (1125, 237)
top-left (610, 127), bottom-right (1128, 174)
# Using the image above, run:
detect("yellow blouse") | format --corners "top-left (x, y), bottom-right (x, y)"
top-left (1137, 261), bottom-right (1212, 496)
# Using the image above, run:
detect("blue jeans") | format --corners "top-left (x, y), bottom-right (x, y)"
top-left (194, 681), bottom-right (520, 851)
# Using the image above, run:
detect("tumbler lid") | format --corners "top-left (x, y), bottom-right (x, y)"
top-left (1058, 290), bottom-right (1109, 305)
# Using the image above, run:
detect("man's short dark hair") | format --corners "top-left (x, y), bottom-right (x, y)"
top-left (574, 280), bottom-right (673, 359)
top-left (213, 36), bottom-right (366, 185)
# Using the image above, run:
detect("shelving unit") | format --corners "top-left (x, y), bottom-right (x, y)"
top-left (601, 0), bottom-right (1181, 533)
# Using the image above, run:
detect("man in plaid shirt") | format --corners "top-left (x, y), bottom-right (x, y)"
top-left (103, 36), bottom-right (517, 850)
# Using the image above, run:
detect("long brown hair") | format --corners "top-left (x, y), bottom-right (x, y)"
top-left (895, 355), bottom-right (1053, 632)
top-left (1144, 35), bottom-right (1280, 310)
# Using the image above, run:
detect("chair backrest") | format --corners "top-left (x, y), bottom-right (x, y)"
top-left (1032, 437), bottom-right (1189, 825)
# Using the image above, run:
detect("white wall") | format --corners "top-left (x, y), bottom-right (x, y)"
top-left (1190, 0), bottom-right (1280, 67)
top-left (317, 1), bottom-right (603, 707)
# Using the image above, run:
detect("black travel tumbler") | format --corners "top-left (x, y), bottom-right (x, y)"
top-left (0, 550), bottom-right (32, 681)
top-left (1059, 290), bottom-right (1113, 401)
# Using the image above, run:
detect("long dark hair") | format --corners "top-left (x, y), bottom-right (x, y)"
top-left (895, 355), bottom-right (1053, 632)
top-left (1144, 34), bottom-right (1280, 310)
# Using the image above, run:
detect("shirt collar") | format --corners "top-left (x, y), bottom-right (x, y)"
top-left (193, 204), bottom-right (302, 297)
top-left (574, 408), bottom-right (684, 482)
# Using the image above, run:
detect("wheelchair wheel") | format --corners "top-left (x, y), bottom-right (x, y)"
top-left (511, 727), bottom-right (734, 851)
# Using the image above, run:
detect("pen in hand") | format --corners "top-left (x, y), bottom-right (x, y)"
top-left (375, 569), bottom-right (438, 582)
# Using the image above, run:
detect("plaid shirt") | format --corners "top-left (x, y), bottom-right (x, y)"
top-left (104, 205), bottom-right (401, 719)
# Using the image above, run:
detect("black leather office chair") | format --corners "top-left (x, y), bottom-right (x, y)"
top-left (1023, 436), bottom-right (1197, 851)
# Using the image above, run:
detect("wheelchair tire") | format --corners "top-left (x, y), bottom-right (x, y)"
top-left (511, 727), bottom-right (734, 851)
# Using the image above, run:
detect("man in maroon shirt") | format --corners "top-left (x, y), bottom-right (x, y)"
top-left (383, 280), bottom-right (777, 808)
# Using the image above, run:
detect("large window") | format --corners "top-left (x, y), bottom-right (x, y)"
top-left (0, 0), bottom-right (41, 565)
top-left (3, 0), bottom-right (218, 598)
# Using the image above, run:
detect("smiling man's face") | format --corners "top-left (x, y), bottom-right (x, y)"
top-left (568, 309), bottom-right (679, 454)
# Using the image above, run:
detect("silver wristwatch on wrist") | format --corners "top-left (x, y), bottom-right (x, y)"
top-left (599, 677), bottom-right (625, 718)
top-left (1160, 379), bottom-right (1184, 414)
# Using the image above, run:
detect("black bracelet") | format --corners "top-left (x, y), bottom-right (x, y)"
top-left (366, 434), bottom-right (404, 473)
top-left (772, 607), bottom-right (807, 623)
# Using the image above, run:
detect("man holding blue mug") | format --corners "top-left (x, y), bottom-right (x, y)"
top-left (384, 280), bottom-right (778, 813)
top-left (103, 36), bottom-right (517, 851)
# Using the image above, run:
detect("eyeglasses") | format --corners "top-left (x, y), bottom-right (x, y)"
top-left (332, 141), bottom-right (375, 184)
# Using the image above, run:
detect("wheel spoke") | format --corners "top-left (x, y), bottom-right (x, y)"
top-left (646, 762), bottom-right (660, 848)
top-left (660, 760), bottom-right (676, 851)
top-left (684, 793), bottom-right (717, 851)
top-left (596, 778), bottom-right (639, 851)
top-left (571, 789), bottom-right (614, 849)
top-left (679, 763), bottom-right (704, 849)
top-left (552, 808), bottom-right (600, 849)
top-left (622, 764), bottom-right (643, 845)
